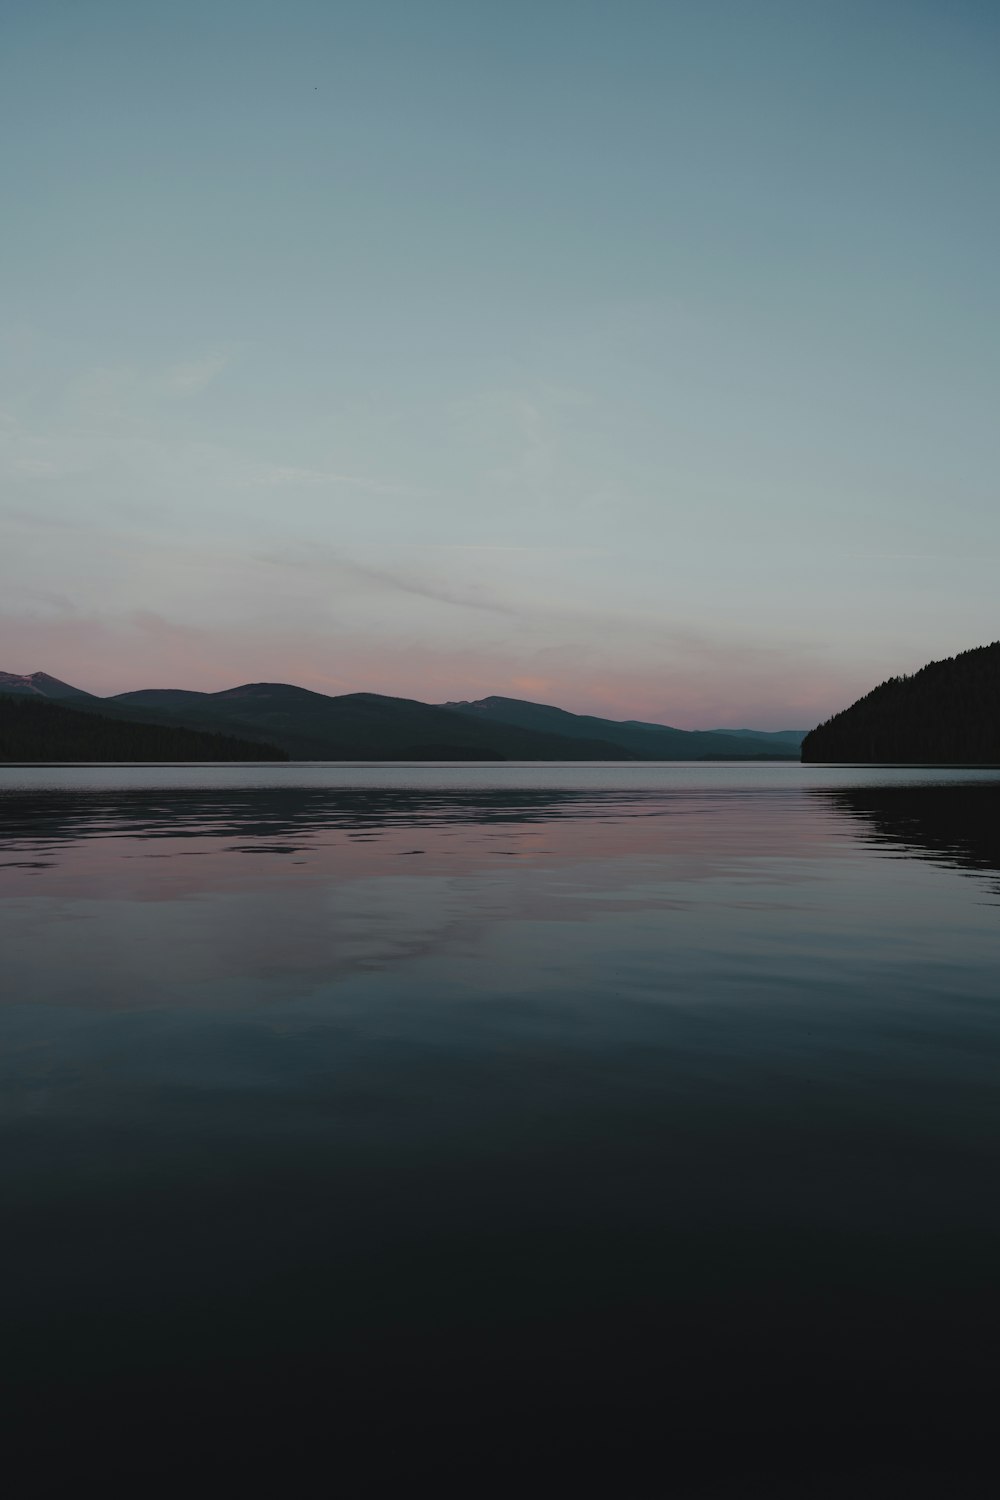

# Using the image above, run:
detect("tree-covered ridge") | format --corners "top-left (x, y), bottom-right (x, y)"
top-left (0, 694), bottom-right (287, 762)
top-left (440, 696), bottom-right (799, 759)
top-left (801, 642), bottom-right (1000, 763)
top-left (0, 671), bottom-right (806, 760)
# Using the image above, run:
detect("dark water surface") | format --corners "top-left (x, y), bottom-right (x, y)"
top-left (3, 764), bottom-right (999, 1494)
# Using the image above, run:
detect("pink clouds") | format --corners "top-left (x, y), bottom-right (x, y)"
top-left (0, 604), bottom-right (865, 729)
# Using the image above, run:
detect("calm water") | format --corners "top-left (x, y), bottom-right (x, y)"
top-left (3, 764), bottom-right (999, 1493)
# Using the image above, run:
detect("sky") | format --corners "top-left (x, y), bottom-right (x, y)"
top-left (2, 0), bottom-right (998, 728)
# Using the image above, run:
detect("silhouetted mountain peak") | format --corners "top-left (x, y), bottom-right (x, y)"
top-left (0, 671), bottom-right (93, 700)
top-left (450, 696), bottom-right (537, 709)
top-left (444, 695), bottom-right (579, 721)
top-left (214, 682), bottom-right (328, 703)
top-left (11, 675), bottom-right (801, 761)
top-left (440, 696), bottom-right (798, 759)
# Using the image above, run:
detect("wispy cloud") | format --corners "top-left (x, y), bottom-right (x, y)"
top-left (405, 543), bottom-right (606, 555)
top-left (163, 351), bottom-right (231, 395)
top-left (253, 545), bottom-right (520, 616)
top-left (0, 596), bottom-right (864, 729)
top-left (245, 464), bottom-right (418, 496)
top-left (846, 552), bottom-right (989, 561)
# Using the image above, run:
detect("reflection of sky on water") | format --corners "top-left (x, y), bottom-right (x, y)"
top-left (2, 775), bottom-right (998, 1018)
top-left (3, 768), bottom-right (1000, 1490)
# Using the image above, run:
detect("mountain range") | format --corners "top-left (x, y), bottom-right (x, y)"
top-left (5, 640), bottom-right (997, 765)
top-left (440, 696), bottom-right (803, 759)
top-left (0, 692), bottom-right (289, 763)
top-left (0, 672), bottom-right (805, 762)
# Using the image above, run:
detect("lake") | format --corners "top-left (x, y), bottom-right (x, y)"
top-left (2, 763), bottom-right (999, 1495)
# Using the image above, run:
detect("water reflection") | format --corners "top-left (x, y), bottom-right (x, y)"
top-left (0, 780), bottom-right (783, 842)
top-left (2, 773), bottom-right (1000, 1492)
top-left (817, 783), bottom-right (1000, 882)
top-left (6, 777), bottom-right (1000, 883)
top-left (0, 783), bottom-right (823, 1015)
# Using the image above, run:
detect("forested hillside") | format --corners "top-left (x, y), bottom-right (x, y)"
top-left (440, 697), bottom-right (799, 759)
top-left (802, 643), bottom-right (1000, 763)
top-left (0, 695), bottom-right (287, 762)
top-left (110, 684), bottom-right (634, 759)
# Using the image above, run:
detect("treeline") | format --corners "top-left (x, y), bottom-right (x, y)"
top-left (0, 695), bottom-right (287, 762)
top-left (802, 642), bottom-right (1000, 763)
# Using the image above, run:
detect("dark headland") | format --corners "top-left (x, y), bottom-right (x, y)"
top-left (802, 642), bottom-right (1000, 764)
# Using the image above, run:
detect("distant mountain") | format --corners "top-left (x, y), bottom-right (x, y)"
top-left (110, 684), bottom-right (633, 761)
top-left (708, 728), bottom-right (807, 747)
top-left (801, 642), bottom-right (1000, 763)
top-left (441, 697), bottom-right (799, 760)
top-left (0, 671), bottom-right (95, 701)
top-left (0, 693), bottom-right (287, 762)
top-left (1, 670), bottom-right (804, 761)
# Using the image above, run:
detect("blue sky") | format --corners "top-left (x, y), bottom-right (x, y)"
top-left (2, 0), bottom-right (998, 726)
